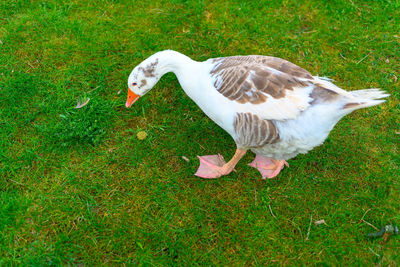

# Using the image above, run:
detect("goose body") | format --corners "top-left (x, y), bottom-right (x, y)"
top-left (126, 50), bottom-right (389, 179)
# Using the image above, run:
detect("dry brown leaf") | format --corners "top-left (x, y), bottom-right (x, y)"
top-left (205, 11), bottom-right (212, 21)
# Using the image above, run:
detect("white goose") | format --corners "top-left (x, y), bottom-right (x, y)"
top-left (125, 50), bottom-right (389, 179)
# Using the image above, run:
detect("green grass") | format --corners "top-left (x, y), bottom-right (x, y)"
top-left (1, 0), bottom-right (399, 265)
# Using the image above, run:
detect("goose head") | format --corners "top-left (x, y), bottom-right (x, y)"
top-left (125, 56), bottom-right (161, 108)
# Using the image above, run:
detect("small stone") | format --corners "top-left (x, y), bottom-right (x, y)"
top-left (137, 131), bottom-right (147, 140)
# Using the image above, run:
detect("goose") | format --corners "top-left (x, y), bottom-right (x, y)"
top-left (125, 50), bottom-right (389, 179)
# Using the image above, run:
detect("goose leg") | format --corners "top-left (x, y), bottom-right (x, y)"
top-left (249, 154), bottom-right (289, 179)
top-left (195, 149), bottom-right (247, 179)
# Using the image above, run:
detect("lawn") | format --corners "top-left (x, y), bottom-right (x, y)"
top-left (0, 0), bottom-right (399, 265)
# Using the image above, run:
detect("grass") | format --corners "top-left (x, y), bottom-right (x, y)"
top-left (0, 0), bottom-right (399, 265)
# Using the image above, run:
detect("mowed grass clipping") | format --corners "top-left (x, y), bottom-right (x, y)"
top-left (0, 0), bottom-right (399, 265)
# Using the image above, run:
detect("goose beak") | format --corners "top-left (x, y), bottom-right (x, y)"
top-left (125, 89), bottom-right (140, 108)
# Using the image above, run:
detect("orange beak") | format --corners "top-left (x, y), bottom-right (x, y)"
top-left (125, 89), bottom-right (140, 108)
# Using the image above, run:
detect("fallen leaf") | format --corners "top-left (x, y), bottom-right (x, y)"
top-left (205, 11), bottom-right (212, 21)
top-left (314, 219), bottom-right (326, 225)
top-left (75, 97), bottom-right (90, 108)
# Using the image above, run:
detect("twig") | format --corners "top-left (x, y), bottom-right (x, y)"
top-left (268, 204), bottom-right (276, 219)
top-left (360, 208), bottom-right (372, 222)
top-left (368, 247), bottom-right (380, 257)
top-left (363, 220), bottom-right (379, 231)
top-left (360, 208), bottom-right (379, 230)
top-left (9, 178), bottom-right (27, 187)
top-left (196, 141), bottom-right (205, 150)
top-left (356, 52), bottom-right (371, 65)
top-left (87, 86), bottom-right (100, 94)
top-left (27, 61), bottom-right (36, 69)
top-left (303, 30), bottom-right (317, 34)
top-left (305, 214), bottom-right (313, 241)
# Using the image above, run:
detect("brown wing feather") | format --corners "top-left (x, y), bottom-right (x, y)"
top-left (211, 56), bottom-right (313, 104)
top-left (233, 112), bottom-right (280, 149)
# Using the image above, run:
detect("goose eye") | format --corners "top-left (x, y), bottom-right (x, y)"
top-left (132, 82), bottom-right (137, 86)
